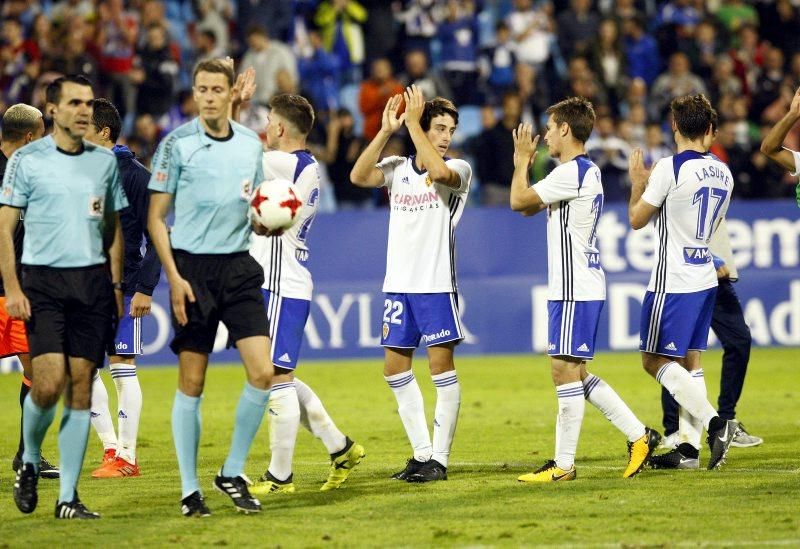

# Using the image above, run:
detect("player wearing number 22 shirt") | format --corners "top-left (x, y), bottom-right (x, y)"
top-left (351, 87), bottom-right (471, 483)
top-left (629, 94), bottom-right (739, 471)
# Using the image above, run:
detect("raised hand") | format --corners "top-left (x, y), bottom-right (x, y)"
top-left (403, 85), bottom-right (425, 127)
top-left (790, 86), bottom-right (800, 117)
top-left (628, 148), bottom-right (651, 187)
top-left (380, 94), bottom-right (406, 134)
top-left (512, 123), bottom-right (539, 168)
top-left (233, 67), bottom-right (257, 106)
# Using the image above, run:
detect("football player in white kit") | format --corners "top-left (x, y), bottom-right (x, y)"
top-left (628, 94), bottom-right (740, 470)
top-left (350, 86), bottom-right (471, 482)
top-left (510, 97), bottom-right (660, 483)
top-left (248, 94), bottom-right (365, 494)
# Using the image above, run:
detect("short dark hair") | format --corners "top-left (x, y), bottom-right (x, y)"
top-left (246, 24), bottom-right (268, 38)
top-left (45, 75), bottom-right (93, 105)
top-left (91, 98), bottom-right (122, 143)
top-left (420, 97), bottom-right (459, 132)
top-left (192, 59), bottom-right (234, 88)
top-left (1, 104), bottom-right (43, 143)
top-left (545, 96), bottom-right (596, 143)
top-left (671, 94), bottom-right (714, 140)
top-left (269, 94), bottom-right (315, 135)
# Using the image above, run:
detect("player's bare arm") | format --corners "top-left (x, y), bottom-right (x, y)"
top-left (147, 191), bottom-right (195, 325)
top-left (107, 211), bottom-right (125, 319)
top-left (628, 148), bottom-right (659, 230)
top-left (0, 205), bottom-right (29, 320)
top-left (510, 123), bottom-right (546, 216)
top-left (759, 86), bottom-right (800, 172)
top-left (403, 85), bottom-right (461, 189)
top-left (351, 94), bottom-right (405, 188)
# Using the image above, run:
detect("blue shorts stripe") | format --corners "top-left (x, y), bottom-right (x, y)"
top-left (547, 300), bottom-right (603, 359)
top-left (113, 295), bottom-right (144, 356)
top-left (640, 288), bottom-right (717, 357)
top-left (262, 289), bottom-right (309, 371)
top-left (381, 293), bottom-right (464, 349)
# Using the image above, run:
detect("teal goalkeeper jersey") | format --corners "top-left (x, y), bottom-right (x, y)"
top-left (0, 136), bottom-right (128, 268)
top-left (148, 118), bottom-right (264, 254)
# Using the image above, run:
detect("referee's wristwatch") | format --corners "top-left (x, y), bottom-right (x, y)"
top-left (112, 282), bottom-right (126, 292)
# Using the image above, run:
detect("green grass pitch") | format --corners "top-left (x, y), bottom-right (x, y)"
top-left (0, 348), bottom-right (797, 547)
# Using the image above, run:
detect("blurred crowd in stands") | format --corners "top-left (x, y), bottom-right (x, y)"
top-left (2, 0), bottom-right (799, 209)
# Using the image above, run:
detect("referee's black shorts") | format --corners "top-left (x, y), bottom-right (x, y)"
top-left (171, 250), bottom-right (268, 355)
top-left (22, 264), bottom-right (115, 365)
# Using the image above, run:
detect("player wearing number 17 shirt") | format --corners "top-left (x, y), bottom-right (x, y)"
top-left (628, 94), bottom-right (739, 470)
top-left (510, 97), bottom-right (660, 483)
top-left (351, 86), bottom-right (471, 483)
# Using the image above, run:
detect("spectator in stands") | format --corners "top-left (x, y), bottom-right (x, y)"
top-left (728, 24), bottom-right (766, 97)
top-left (438, 0), bottom-right (481, 106)
top-left (394, 0), bottom-right (441, 61)
top-left (158, 88), bottom-right (196, 134)
top-left (557, 0), bottom-right (600, 60)
top-left (358, 57), bottom-right (403, 140)
top-left (400, 49), bottom-right (452, 103)
top-left (131, 23), bottom-right (178, 118)
top-left (315, 0), bottom-right (368, 83)
top-left (708, 55), bottom-right (742, 105)
top-left (590, 18), bottom-right (627, 115)
top-left (193, 0), bottom-right (233, 56)
top-left (752, 47), bottom-right (785, 122)
top-left (642, 122), bottom-right (672, 167)
top-left (479, 21), bottom-right (516, 104)
top-left (50, 17), bottom-right (99, 84)
top-left (682, 19), bottom-right (723, 82)
top-left (193, 29), bottom-right (224, 65)
top-left (237, 0), bottom-right (291, 44)
top-left (298, 30), bottom-right (342, 113)
top-left (95, 0), bottom-right (139, 120)
top-left (649, 52), bottom-right (707, 120)
top-left (623, 15), bottom-right (661, 87)
top-left (506, 0), bottom-right (554, 70)
top-left (49, 0), bottom-right (95, 26)
top-left (475, 91), bottom-right (521, 206)
top-left (319, 108), bottom-right (371, 209)
top-left (511, 61), bottom-right (548, 126)
top-left (27, 14), bottom-right (55, 62)
top-left (361, 0), bottom-right (397, 65)
top-left (586, 114), bottom-right (630, 202)
top-left (771, 0), bottom-right (800, 57)
top-left (716, 0), bottom-right (759, 34)
top-left (240, 25), bottom-right (298, 107)
top-left (1, 18), bottom-right (33, 92)
top-left (129, 113), bottom-right (162, 167)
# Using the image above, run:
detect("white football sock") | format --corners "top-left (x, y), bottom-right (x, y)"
top-left (656, 362), bottom-right (717, 429)
top-left (267, 382), bottom-right (300, 481)
top-left (431, 371), bottom-right (460, 468)
top-left (554, 381), bottom-right (585, 470)
top-left (678, 369), bottom-right (706, 450)
top-left (385, 371), bottom-right (432, 462)
top-left (90, 371), bottom-right (117, 452)
top-left (583, 373), bottom-right (646, 442)
top-left (295, 378), bottom-right (347, 455)
top-left (110, 363), bottom-right (142, 463)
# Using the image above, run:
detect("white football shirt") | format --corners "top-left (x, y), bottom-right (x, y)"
top-left (642, 150), bottom-right (733, 293)
top-left (249, 149), bottom-right (320, 300)
top-left (532, 155), bottom-right (606, 301)
top-left (377, 155), bottom-right (471, 293)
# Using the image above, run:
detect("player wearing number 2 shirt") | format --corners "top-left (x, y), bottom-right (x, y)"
top-left (351, 86), bottom-right (471, 483)
top-left (628, 94), bottom-right (739, 471)
top-left (511, 97), bottom-right (658, 484)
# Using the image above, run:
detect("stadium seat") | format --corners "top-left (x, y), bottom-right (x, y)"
top-left (451, 105), bottom-right (482, 147)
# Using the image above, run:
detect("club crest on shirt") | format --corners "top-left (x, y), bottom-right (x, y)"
top-left (2, 186), bottom-right (11, 197)
top-left (241, 179), bottom-right (253, 200)
top-left (155, 171), bottom-right (167, 182)
top-left (425, 175), bottom-right (432, 187)
top-left (89, 196), bottom-right (104, 217)
top-left (382, 322), bottom-right (390, 339)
